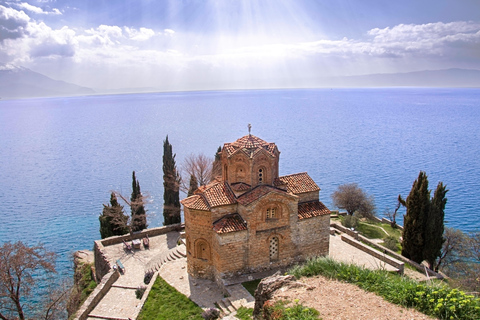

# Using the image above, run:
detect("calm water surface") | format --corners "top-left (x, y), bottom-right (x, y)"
top-left (0, 88), bottom-right (479, 280)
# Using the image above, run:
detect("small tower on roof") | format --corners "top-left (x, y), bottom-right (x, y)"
top-left (220, 131), bottom-right (280, 188)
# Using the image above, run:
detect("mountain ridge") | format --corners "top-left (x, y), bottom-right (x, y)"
top-left (1, 66), bottom-right (479, 99)
top-left (0, 65), bottom-right (95, 99)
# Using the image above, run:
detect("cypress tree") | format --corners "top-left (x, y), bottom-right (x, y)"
top-left (187, 174), bottom-right (199, 197)
top-left (212, 146), bottom-right (222, 179)
top-left (163, 136), bottom-right (181, 225)
top-left (424, 182), bottom-right (448, 270)
top-left (402, 171), bottom-right (430, 263)
top-left (131, 171), bottom-right (147, 232)
top-left (99, 192), bottom-right (128, 239)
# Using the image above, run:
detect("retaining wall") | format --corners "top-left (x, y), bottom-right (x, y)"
top-left (73, 270), bottom-right (119, 320)
top-left (95, 223), bottom-right (184, 280)
top-left (340, 234), bottom-right (404, 274)
top-left (358, 234), bottom-right (442, 278)
top-left (331, 222), bottom-right (442, 279)
top-left (79, 223), bottom-right (185, 319)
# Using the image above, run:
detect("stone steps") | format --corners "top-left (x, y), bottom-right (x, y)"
top-left (216, 297), bottom-right (237, 316)
top-left (145, 244), bottom-right (187, 273)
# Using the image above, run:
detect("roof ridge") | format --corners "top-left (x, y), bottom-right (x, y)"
top-left (279, 171), bottom-right (308, 178)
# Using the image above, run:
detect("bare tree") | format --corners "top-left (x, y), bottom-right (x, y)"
top-left (181, 153), bottom-right (213, 192)
top-left (437, 227), bottom-right (466, 272)
top-left (385, 195), bottom-right (406, 228)
top-left (331, 183), bottom-right (376, 218)
top-left (0, 242), bottom-right (57, 320)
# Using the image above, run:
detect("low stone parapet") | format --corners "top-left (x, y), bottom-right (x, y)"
top-left (340, 234), bottom-right (404, 274)
top-left (358, 234), bottom-right (442, 279)
top-left (330, 222), bottom-right (359, 240)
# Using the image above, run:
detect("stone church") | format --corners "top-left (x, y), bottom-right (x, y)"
top-left (181, 133), bottom-right (330, 284)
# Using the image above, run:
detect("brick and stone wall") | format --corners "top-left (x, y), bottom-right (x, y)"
top-left (296, 214), bottom-right (330, 258)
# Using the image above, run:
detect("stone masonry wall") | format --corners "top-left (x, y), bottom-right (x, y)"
top-left (95, 223), bottom-right (183, 281)
top-left (296, 214), bottom-right (330, 259)
top-left (296, 191), bottom-right (319, 203)
top-left (185, 208), bottom-right (214, 278)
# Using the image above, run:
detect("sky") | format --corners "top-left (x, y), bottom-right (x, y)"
top-left (1, 0), bottom-right (480, 91)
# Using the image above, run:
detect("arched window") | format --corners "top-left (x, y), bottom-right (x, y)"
top-left (269, 236), bottom-right (279, 261)
top-left (266, 208), bottom-right (276, 219)
top-left (195, 239), bottom-right (210, 261)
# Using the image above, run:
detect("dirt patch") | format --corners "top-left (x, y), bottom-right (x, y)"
top-left (272, 275), bottom-right (436, 320)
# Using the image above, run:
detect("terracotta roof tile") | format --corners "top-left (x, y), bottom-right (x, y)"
top-left (213, 213), bottom-right (247, 234)
top-left (275, 172), bottom-right (320, 194)
top-left (223, 134), bottom-right (277, 158)
top-left (201, 181), bottom-right (237, 208)
top-left (181, 195), bottom-right (209, 211)
top-left (237, 185), bottom-right (285, 205)
top-left (298, 201), bottom-right (330, 219)
top-left (230, 182), bottom-right (251, 192)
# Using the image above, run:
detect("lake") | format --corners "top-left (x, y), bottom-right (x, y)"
top-left (0, 88), bottom-right (479, 280)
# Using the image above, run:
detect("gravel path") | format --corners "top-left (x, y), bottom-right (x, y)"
top-left (273, 275), bottom-right (436, 320)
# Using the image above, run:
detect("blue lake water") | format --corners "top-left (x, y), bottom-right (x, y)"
top-left (0, 88), bottom-right (479, 281)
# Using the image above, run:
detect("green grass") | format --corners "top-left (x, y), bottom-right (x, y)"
top-left (137, 276), bottom-right (204, 320)
top-left (242, 279), bottom-right (261, 296)
top-left (263, 300), bottom-right (321, 319)
top-left (355, 222), bottom-right (385, 239)
top-left (289, 256), bottom-right (480, 320)
top-left (235, 306), bottom-right (253, 320)
top-left (79, 262), bottom-right (97, 303)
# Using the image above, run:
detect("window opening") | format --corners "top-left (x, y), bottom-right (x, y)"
top-left (258, 168), bottom-right (263, 183)
top-left (269, 236), bottom-right (279, 261)
top-left (266, 208), bottom-right (276, 219)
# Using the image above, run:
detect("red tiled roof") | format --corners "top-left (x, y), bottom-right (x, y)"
top-left (181, 195), bottom-right (209, 211)
top-left (213, 213), bottom-right (247, 234)
top-left (275, 172), bottom-right (320, 194)
top-left (237, 185), bottom-right (286, 205)
top-left (223, 134), bottom-right (277, 158)
top-left (298, 201), bottom-right (330, 219)
top-left (230, 182), bottom-right (251, 192)
top-left (201, 181), bottom-right (237, 208)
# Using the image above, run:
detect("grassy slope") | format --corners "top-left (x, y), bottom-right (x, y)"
top-left (137, 276), bottom-right (204, 320)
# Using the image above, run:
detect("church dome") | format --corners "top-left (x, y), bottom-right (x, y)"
top-left (223, 134), bottom-right (277, 158)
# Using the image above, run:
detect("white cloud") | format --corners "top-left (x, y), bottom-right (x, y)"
top-left (13, 2), bottom-right (62, 15)
top-left (124, 27), bottom-right (155, 41)
top-left (1, 3), bottom-right (479, 90)
top-left (0, 5), bottom-right (30, 40)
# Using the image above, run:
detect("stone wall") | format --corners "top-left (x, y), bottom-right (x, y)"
top-left (296, 191), bottom-right (319, 203)
top-left (73, 270), bottom-right (119, 320)
top-left (341, 234), bottom-right (404, 274)
top-left (358, 234), bottom-right (442, 278)
top-left (296, 214), bottom-right (330, 258)
top-left (95, 223), bottom-right (184, 281)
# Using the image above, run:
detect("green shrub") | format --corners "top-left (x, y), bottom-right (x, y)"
top-left (201, 308), bottom-right (220, 320)
top-left (382, 235), bottom-right (400, 252)
top-left (136, 286), bottom-right (147, 299)
top-left (263, 300), bottom-right (321, 320)
top-left (235, 306), bottom-right (253, 320)
top-left (289, 257), bottom-right (480, 320)
top-left (242, 279), bottom-right (261, 296)
top-left (342, 215), bottom-right (358, 229)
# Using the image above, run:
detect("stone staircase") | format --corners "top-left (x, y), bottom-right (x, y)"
top-left (215, 283), bottom-right (255, 318)
top-left (145, 244), bottom-right (186, 273)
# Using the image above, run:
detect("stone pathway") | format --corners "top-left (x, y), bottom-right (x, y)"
top-left (329, 233), bottom-right (398, 272)
top-left (87, 231), bottom-right (184, 320)
top-left (84, 227), bottom-right (426, 320)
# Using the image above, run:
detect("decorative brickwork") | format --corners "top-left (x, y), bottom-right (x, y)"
top-left (182, 134), bottom-right (330, 283)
